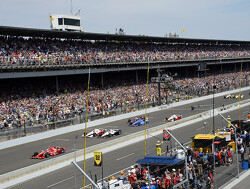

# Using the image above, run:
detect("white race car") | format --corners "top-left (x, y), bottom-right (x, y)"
top-left (82, 128), bottom-right (106, 138)
top-left (224, 94), bottom-right (235, 99)
top-left (100, 129), bottom-right (122, 138)
top-left (165, 114), bottom-right (182, 122)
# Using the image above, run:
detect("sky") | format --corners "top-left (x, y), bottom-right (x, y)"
top-left (1, 0), bottom-right (250, 41)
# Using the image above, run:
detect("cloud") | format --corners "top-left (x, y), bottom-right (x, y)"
top-left (0, 0), bottom-right (249, 40)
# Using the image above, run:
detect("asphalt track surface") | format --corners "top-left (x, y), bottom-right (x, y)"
top-left (10, 104), bottom-right (250, 189)
top-left (229, 173), bottom-right (250, 189)
top-left (1, 90), bottom-right (250, 187)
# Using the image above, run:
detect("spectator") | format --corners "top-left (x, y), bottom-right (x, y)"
top-left (117, 171), bottom-right (127, 183)
top-left (239, 145), bottom-right (245, 161)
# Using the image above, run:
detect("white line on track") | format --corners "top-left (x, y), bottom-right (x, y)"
top-left (106, 126), bottom-right (119, 128)
top-left (71, 148), bottom-right (82, 151)
top-left (196, 126), bottom-right (206, 130)
top-left (55, 139), bottom-right (70, 141)
top-left (116, 153), bottom-right (135, 161)
top-left (47, 176), bottom-right (74, 188)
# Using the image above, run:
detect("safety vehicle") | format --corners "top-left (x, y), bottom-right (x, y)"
top-left (235, 94), bottom-right (244, 99)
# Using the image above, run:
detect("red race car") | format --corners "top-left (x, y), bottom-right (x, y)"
top-left (31, 146), bottom-right (65, 159)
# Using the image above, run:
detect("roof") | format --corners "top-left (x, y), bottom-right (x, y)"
top-left (193, 134), bottom-right (225, 140)
top-left (1, 25), bottom-right (250, 45)
top-left (136, 156), bottom-right (184, 165)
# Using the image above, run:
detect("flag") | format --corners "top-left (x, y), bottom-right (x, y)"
top-left (50, 16), bottom-right (54, 21)
top-left (182, 29), bottom-right (184, 32)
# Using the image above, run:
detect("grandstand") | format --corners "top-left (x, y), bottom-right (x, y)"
top-left (1, 25), bottom-right (250, 189)
top-left (0, 25), bottom-right (250, 76)
top-left (0, 25), bottom-right (250, 137)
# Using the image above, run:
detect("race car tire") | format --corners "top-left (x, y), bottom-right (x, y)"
top-left (60, 148), bottom-right (65, 153)
top-left (45, 152), bottom-right (50, 158)
top-left (118, 130), bottom-right (122, 135)
top-left (138, 122), bottom-right (141, 126)
top-left (93, 133), bottom-right (97, 137)
top-left (173, 118), bottom-right (176, 121)
top-left (33, 152), bottom-right (39, 157)
top-left (128, 119), bottom-right (131, 123)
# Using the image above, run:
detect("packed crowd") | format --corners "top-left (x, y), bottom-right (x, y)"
top-left (115, 149), bottom-right (217, 189)
top-left (0, 71), bottom-right (249, 130)
top-left (1, 36), bottom-right (250, 67)
top-left (173, 71), bottom-right (249, 96)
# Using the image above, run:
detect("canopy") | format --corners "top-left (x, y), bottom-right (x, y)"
top-left (136, 156), bottom-right (184, 165)
top-left (193, 134), bottom-right (224, 140)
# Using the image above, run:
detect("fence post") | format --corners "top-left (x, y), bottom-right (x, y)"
top-left (79, 112), bottom-right (82, 123)
top-left (23, 119), bottom-right (27, 136)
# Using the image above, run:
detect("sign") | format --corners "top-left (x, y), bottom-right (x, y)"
top-left (157, 147), bottom-right (161, 156)
top-left (94, 151), bottom-right (102, 166)
top-left (163, 129), bottom-right (171, 141)
top-left (217, 132), bottom-right (231, 141)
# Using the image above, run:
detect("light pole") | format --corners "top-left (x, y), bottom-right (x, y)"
top-left (157, 69), bottom-right (161, 106)
top-left (74, 134), bottom-right (78, 189)
top-left (151, 69), bottom-right (173, 106)
top-left (212, 138), bottom-right (217, 189)
top-left (212, 74), bottom-right (216, 134)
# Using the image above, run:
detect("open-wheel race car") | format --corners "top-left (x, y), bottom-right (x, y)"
top-left (128, 116), bottom-right (149, 126)
top-left (100, 129), bottom-right (122, 138)
top-left (82, 128), bottom-right (106, 138)
top-left (31, 146), bottom-right (65, 159)
top-left (224, 94), bottom-right (244, 99)
top-left (224, 94), bottom-right (235, 99)
top-left (165, 114), bottom-right (182, 122)
top-left (235, 94), bottom-right (244, 99)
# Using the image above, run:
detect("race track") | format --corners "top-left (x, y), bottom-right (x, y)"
top-left (11, 103), bottom-right (250, 189)
top-left (0, 89), bottom-right (250, 188)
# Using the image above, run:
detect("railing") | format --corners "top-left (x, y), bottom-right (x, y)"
top-left (0, 56), bottom-right (250, 70)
